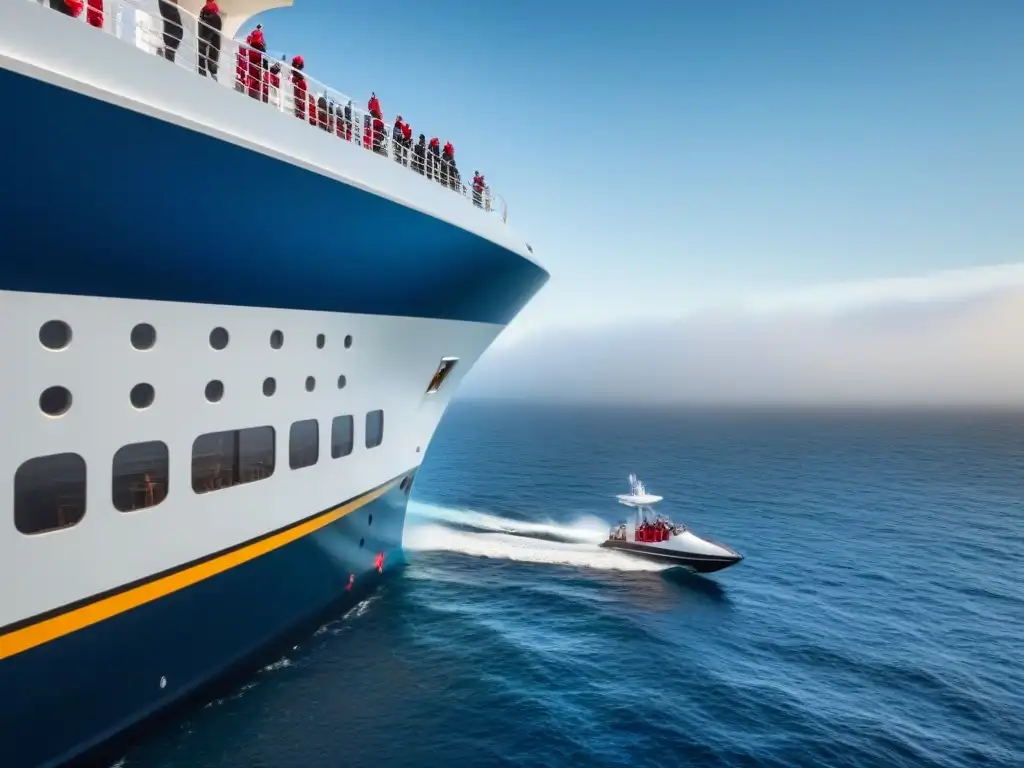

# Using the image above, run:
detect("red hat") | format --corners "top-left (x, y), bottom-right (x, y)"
top-left (291, 55), bottom-right (304, 68)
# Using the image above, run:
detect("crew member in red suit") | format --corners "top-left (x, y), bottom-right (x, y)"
top-left (246, 26), bottom-right (267, 101)
top-left (235, 32), bottom-right (251, 92)
top-left (85, 0), bottom-right (102, 28)
top-left (290, 55), bottom-right (308, 121)
top-left (374, 552), bottom-right (385, 574)
top-left (473, 171), bottom-right (485, 208)
top-left (401, 119), bottom-right (413, 165)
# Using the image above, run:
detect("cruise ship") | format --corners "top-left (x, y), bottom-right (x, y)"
top-left (0, 1), bottom-right (548, 765)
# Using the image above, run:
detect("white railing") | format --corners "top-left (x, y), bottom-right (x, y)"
top-left (32, 0), bottom-right (509, 223)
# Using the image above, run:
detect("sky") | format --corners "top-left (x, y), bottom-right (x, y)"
top-left (247, 0), bottom-right (1024, 402)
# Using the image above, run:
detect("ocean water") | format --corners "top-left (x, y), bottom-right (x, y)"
top-left (121, 401), bottom-right (1024, 768)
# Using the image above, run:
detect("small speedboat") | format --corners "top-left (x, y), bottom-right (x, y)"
top-left (600, 475), bottom-right (743, 574)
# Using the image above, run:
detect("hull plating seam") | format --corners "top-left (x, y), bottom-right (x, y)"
top-left (0, 470), bottom-right (410, 662)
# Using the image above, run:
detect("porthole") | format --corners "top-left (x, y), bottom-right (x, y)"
top-left (305, 376), bottom-right (316, 392)
top-left (205, 380), bottom-right (224, 403)
top-left (368, 513), bottom-right (373, 527)
top-left (263, 377), bottom-right (276, 397)
top-left (130, 383), bottom-right (155, 410)
top-left (39, 320), bottom-right (72, 351)
top-left (270, 330), bottom-right (284, 349)
top-left (130, 323), bottom-right (156, 350)
top-left (209, 327), bottom-right (229, 350)
top-left (39, 386), bottom-right (72, 417)
top-left (316, 333), bottom-right (326, 349)
top-left (344, 334), bottom-right (353, 349)
top-left (359, 537), bottom-right (365, 548)
top-left (337, 375), bottom-right (347, 389)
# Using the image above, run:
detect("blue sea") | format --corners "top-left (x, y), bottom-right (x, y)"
top-left (121, 401), bottom-right (1024, 768)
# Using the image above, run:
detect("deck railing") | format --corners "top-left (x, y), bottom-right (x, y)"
top-left (32, 0), bottom-right (508, 223)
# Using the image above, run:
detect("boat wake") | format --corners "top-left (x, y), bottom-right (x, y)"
top-left (404, 501), bottom-right (668, 572)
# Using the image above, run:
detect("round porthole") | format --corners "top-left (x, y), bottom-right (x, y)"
top-left (263, 377), bottom-right (276, 397)
top-left (305, 376), bottom-right (316, 392)
top-left (337, 375), bottom-right (347, 389)
top-left (344, 334), bottom-right (353, 349)
top-left (270, 330), bottom-right (284, 349)
top-left (316, 333), bottom-right (326, 349)
top-left (359, 537), bottom-right (365, 548)
top-left (368, 513), bottom-right (373, 527)
top-left (39, 385), bottom-right (72, 417)
top-left (39, 320), bottom-right (72, 351)
top-left (205, 380), bottom-right (224, 403)
top-left (209, 327), bottom-right (229, 350)
top-left (130, 382), bottom-right (155, 410)
top-left (130, 323), bottom-right (157, 351)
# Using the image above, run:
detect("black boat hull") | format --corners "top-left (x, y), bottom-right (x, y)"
top-left (600, 540), bottom-right (743, 574)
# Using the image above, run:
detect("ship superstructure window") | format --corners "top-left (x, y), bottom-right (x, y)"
top-left (39, 385), bottom-right (72, 417)
top-left (365, 410), bottom-right (384, 449)
top-left (130, 383), bottom-right (155, 410)
top-left (426, 357), bottom-right (459, 394)
top-left (289, 419), bottom-right (320, 469)
top-left (130, 323), bottom-right (156, 350)
top-left (15, 453), bottom-right (87, 535)
top-left (113, 441), bottom-right (169, 512)
top-left (270, 330), bottom-right (284, 349)
top-left (331, 415), bottom-right (354, 458)
top-left (192, 426), bottom-right (276, 493)
top-left (337, 375), bottom-right (347, 389)
top-left (209, 327), bottom-right (229, 350)
top-left (205, 380), bottom-right (224, 403)
top-left (263, 377), bottom-right (276, 397)
top-left (316, 333), bottom-right (326, 349)
top-left (344, 334), bottom-right (353, 349)
top-left (39, 320), bottom-right (72, 351)
top-left (305, 376), bottom-right (316, 392)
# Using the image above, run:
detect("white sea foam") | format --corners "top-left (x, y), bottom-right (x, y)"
top-left (404, 502), bottom-right (667, 572)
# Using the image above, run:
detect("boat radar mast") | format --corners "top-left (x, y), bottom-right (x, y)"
top-left (615, 473), bottom-right (664, 507)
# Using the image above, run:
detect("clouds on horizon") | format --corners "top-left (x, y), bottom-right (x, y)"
top-left (464, 266), bottom-right (1024, 406)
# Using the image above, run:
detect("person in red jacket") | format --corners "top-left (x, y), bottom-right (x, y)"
top-left (472, 171), bottom-right (485, 208)
top-left (235, 32), bottom-right (251, 92)
top-left (392, 115), bottom-right (406, 165)
top-left (427, 137), bottom-right (441, 181)
top-left (246, 26), bottom-right (267, 101)
top-left (400, 120), bottom-right (413, 167)
top-left (86, 0), bottom-right (102, 28)
top-left (290, 55), bottom-right (308, 121)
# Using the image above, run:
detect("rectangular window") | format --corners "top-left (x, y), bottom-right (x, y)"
top-left (331, 415), bottom-right (354, 459)
top-left (289, 419), bottom-right (320, 469)
top-left (365, 409), bottom-right (384, 449)
top-left (15, 453), bottom-right (87, 535)
top-left (113, 440), bottom-right (169, 512)
top-left (426, 357), bottom-right (459, 394)
top-left (192, 426), bottom-right (275, 493)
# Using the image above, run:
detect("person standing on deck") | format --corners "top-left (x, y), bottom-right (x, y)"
top-left (290, 55), bottom-right (308, 121)
top-left (246, 26), bottom-right (268, 101)
top-left (401, 121), bottom-right (413, 167)
top-left (413, 134), bottom-right (426, 174)
top-left (427, 137), bottom-right (441, 181)
top-left (197, 0), bottom-right (222, 79)
top-left (472, 171), bottom-right (485, 207)
top-left (157, 0), bottom-right (184, 63)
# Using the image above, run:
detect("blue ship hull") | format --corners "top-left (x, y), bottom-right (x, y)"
top-left (1, 473), bottom-right (414, 768)
top-left (0, 36), bottom-right (546, 768)
top-left (0, 65), bottom-right (547, 324)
